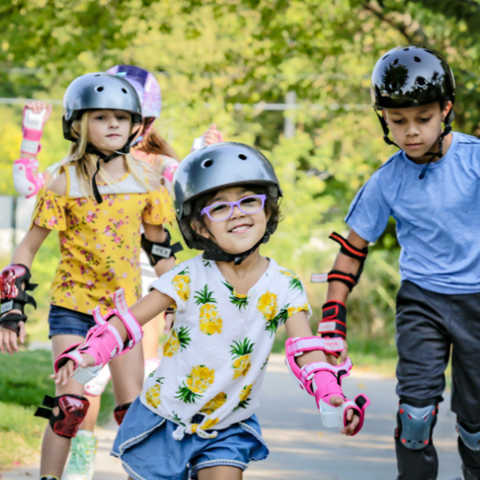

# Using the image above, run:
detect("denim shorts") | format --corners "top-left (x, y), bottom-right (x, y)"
top-left (111, 397), bottom-right (269, 480)
top-left (48, 304), bottom-right (96, 338)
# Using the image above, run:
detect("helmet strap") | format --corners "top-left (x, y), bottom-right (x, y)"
top-left (87, 129), bottom-right (138, 204)
top-left (375, 110), bottom-right (402, 150)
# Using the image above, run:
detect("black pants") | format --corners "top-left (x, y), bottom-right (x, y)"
top-left (395, 281), bottom-right (480, 480)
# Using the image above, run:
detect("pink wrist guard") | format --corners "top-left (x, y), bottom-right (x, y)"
top-left (13, 158), bottom-right (45, 198)
top-left (21, 108), bottom-right (46, 155)
top-left (54, 289), bottom-right (143, 384)
top-left (285, 336), bottom-right (370, 435)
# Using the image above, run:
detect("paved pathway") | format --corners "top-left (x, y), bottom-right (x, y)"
top-left (2, 355), bottom-right (461, 480)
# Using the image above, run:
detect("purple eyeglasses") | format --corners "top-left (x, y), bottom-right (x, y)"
top-left (201, 194), bottom-right (267, 221)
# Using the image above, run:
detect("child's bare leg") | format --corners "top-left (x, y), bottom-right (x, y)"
top-left (197, 466), bottom-right (242, 480)
top-left (80, 394), bottom-right (101, 431)
top-left (40, 334), bottom-right (86, 477)
top-left (109, 342), bottom-right (144, 406)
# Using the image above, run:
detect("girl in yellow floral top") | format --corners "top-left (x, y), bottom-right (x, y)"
top-left (0, 72), bottom-right (175, 480)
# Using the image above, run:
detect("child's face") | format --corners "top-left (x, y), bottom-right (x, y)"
top-left (195, 186), bottom-right (269, 256)
top-left (87, 110), bottom-right (131, 154)
top-left (383, 101), bottom-right (452, 161)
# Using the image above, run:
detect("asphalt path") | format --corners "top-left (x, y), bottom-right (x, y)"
top-left (3, 354), bottom-right (461, 480)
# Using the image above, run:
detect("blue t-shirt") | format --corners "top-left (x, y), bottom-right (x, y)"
top-left (345, 132), bottom-right (480, 294)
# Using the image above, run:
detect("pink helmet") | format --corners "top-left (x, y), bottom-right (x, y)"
top-left (106, 65), bottom-right (161, 119)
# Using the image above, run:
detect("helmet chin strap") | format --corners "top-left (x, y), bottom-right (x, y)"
top-left (375, 110), bottom-right (452, 180)
top-left (202, 230), bottom-right (272, 266)
top-left (86, 130), bottom-right (139, 204)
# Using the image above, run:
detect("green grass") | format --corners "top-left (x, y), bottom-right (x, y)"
top-left (0, 349), bottom-right (115, 470)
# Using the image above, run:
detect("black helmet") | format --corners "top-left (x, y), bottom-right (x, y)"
top-left (173, 142), bottom-right (282, 264)
top-left (63, 72), bottom-right (142, 141)
top-left (372, 45), bottom-right (455, 115)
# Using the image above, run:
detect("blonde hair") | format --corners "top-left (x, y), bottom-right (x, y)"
top-left (53, 111), bottom-right (159, 198)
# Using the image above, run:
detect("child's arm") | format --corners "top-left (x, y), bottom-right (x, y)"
top-left (13, 101), bottom-right (52, 198)
top-left (142, 223), bottom-right (176, 277)
top-left (0, 224), bottom-right (51, 354)
top-left (53, 289), bottom-right (173, 385)
top-left (321, 229), bottom-right (369, 363)
top-left (285, 310), bottom-right (369, 436)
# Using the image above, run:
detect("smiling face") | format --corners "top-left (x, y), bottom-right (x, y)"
top-left (87, 109), bottom-right (132, 155)
top-left (193, 186), bottom-right (270, 255)
top-left (383, 101), bottom-right (452, 162)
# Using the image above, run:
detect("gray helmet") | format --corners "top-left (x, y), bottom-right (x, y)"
top-left (173, 142), bottom-right (282, 255)
top-left (63, 72), bottom-right (142, 141)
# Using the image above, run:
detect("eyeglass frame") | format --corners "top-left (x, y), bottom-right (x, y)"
top-left (200, 194), bottom-right (267, 222)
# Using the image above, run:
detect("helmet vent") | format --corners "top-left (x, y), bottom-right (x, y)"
top-left (416, 76), bottom-right (426, 86)
top-left (121, 88), bottom-right (128, 94)
top-left (382, 54), bottom-right (390, 60)
top-left (94, 74), bottom-right (101, 77)
top-left (202, 159), bottom-right (214, 168)
top-left (403, 47), bottom-right (410, 51)
top-left (238, 154), bottom-right (247, 160)
top-left (392, 58), bottom-right (399, 65)
top-left (95, 86), bottom-right (104, 92)
top-left (414, 56), bottom-right (421, 63)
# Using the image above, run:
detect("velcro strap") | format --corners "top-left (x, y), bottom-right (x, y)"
top-left (141, 230), bottom-right (184, 266)
top-left (0, 313), bottom-right (27, 336)
top-left (329, 232), bottom-right (368, 260)
top-left (319, 301), bottom-right (347, 340)
top-left (23, 127), bottom-right (43, 142)
top-left (113, 289), bottom-right (143, 347)
top-left (286, 337), bottom-right (343, 357)
top-left (302, 358), bottom-right (353, 383)
top-left (34, 395), bottom-right (56, 419)
top-left (310, 270), bottom-right (357, 291)
top-left (20, 138), bottom-right (41, 155)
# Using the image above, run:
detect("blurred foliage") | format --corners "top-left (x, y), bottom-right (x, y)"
top-left (1, 0), bottom-right (478, 352)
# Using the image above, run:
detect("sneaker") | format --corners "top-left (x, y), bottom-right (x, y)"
top-left (63, 430), bottom-right (98, 480)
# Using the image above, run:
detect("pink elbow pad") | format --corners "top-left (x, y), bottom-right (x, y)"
top-left (13, 158), bottom-right (45, 198)
top-left (21, 108), bottom-right (46, 155)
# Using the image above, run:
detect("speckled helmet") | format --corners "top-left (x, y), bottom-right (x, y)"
top-left (62, 72), bottom-right (142, 141)
top-left (106, 65), bottom-right (161, 119)
top-left (173, 142), bottom-right (282, 258)
top-left (371, 45), bottom-right (455, 118)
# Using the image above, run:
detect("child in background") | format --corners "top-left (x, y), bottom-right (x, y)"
top-left (0, 72), bottom-right (176, 480)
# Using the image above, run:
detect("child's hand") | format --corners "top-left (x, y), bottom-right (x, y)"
top-left (51, 352), bottom-right (95, 386)
top-left (326, 339), bottom-right (348, 365)
top-left (0, 319), bottom-right (26, 355)
top-left (327, 395), bottom-right (361, 436)
top-left (203, 124), bottom-right (222, 145)
top-left (25, 101), bottom-right (52, 126)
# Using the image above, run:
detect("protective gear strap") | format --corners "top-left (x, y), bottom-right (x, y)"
top-left (141, 230), bottom-right (183, 266)
top-left (1, 264), bottom-right (37, 336)
top-left (21, 108), bottom-right (46, 155)
top-left (54, 289), bottom-right (143, 383)
top-left (456, 422), bottom-right (480, 452)
top-left (13, 158), bottom-right (45, 198)
top-left (329, 232), bottom-right (368, 261)
top-left (318, 301), bottom-right (347, 343)
top-left (113, 402), bottom-right (132, 425)
top-left (34, 394), bottom-right (89, 438)
top-left (396, 403), bottom-right (437, 450)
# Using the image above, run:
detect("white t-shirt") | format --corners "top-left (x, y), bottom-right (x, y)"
top-left (140, 255), bottom-right (311, 440)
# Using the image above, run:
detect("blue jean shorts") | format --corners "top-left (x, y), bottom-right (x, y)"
top-left (48, 304), bottom-right (96, 338)
top-left (112, 397), bottom-right (269, 480)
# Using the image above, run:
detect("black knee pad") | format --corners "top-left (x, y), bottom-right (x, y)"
top-left (457, 421), bottom-right (480, 452)
top-left (114, 402), bottom-right (132, 425)
top-left (395, 401), bottom-right (438, 450)
top-left (34, 394), bottom-right (89, 438)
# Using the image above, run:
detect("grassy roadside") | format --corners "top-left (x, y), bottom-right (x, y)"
top-left (0, 349), bottom-right (114, 470)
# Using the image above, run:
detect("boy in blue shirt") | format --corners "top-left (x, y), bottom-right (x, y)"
top-left (318, 46), bottom-right (480, 480)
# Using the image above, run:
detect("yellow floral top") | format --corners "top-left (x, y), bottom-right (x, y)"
top-left (31, 165), bottom-right (175, 315)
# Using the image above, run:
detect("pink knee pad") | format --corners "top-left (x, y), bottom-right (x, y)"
top-left (13, 158), bottom-right (45, 198)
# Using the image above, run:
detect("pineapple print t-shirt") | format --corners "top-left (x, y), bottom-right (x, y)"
top-left (141, 255), bottom-right (311, 440)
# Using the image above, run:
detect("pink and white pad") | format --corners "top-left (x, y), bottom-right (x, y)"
top-left (285, 336), bottom-right (370, 435)
top-left (13, 158), bottom-right (45, 198)
top-left (54, 289), bottom-right (143, 384)
top-left (21, 108), bottom-right (46, 155)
